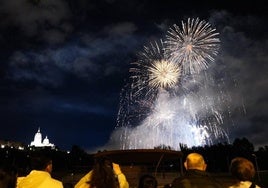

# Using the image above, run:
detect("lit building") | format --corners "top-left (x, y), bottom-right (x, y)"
top-left (30, 127), bottom-right (55, 148)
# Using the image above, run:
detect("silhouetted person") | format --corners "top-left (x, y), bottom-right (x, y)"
top-left (171, 152), bottom-right (223, 188)
top-left (17, 154), bottom-right (63, 188)
top-left (138, 174), bottom-right (157, 188)
top-left (74, 156), bottom-right (129, 188)
top-left (0, 165), bottom-right (17, 188)
top-left (229, 157), bottom-right (261, 188)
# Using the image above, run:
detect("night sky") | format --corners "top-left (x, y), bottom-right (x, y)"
top-left (0, 0), bottom-right (267, 152)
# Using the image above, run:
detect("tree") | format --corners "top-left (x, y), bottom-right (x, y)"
top-left (232, 137), bottom-right (254, 158)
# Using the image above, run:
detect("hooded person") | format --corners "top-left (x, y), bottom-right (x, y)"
top-left (17, 154), bottom-right (63, 188)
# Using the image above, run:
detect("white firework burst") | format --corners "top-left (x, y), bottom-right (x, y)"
top-left (114, 18), bottom-right (231, 150)
top-left (165, 17), bottom-right (220, 75)
top-left (148, 59), bottom-right (181, 89)
top-left (130, 40), bottom-right (181, 94)
top-left (116, 40), bottom-right (181, 130)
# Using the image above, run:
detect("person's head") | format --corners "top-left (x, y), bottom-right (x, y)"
top-left (138, 174), bottom-right (157, 188)
top-left (92, 156), bottom-right (113, 174)
top-left (0, 165), bottom-right (17, 188)
top-left (90, 156), bottom-right (118, 188)
top-left (230, 157), bottom-right (256, 181)
top-left (184, 152), bottom-right (207, 171)
top-left (30, 155), bottom-right (53, 173)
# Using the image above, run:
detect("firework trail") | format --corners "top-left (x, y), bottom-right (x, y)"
top-left (165, 17), bottom-right (220, 75)
top-left (112, 18), bottom-right (230, 150)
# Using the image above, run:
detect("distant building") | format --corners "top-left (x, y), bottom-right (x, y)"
top-left (30, 127), bottom-right (55, 148)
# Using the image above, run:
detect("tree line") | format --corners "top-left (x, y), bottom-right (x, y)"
top-left (0, 137), bottom-right (267, 176)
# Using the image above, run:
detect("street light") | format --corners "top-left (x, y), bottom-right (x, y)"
top-left (252, 154), bottom-right (261, 182)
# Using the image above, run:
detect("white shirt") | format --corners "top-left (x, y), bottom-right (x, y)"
top-left (229, 181), bottom-right (261, 188)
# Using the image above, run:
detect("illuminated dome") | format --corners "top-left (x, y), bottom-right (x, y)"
top-left (30, 127), bottom-right (55, 147)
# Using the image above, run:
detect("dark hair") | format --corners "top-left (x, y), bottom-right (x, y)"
top-left (230, 157), bottom-right (255, 181)
top-left (30, 155), bottom-right (52, 171)
top-left (138, 174), bottom-right (158, 188)
top-left (88, 156), bottom-right (118, 188)
top-left (0, 165), bottom-right (17, 188)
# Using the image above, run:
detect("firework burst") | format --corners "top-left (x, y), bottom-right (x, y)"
top-left (113, 18), bottom-right (231, 150)
top-left (148, 59), bottom-right (181, 88)
top-left (130, 40), bottom-right (181, 96)
top-left (165, 17), bottom-right (220, 75)
top-left (116, 40), bottom-right (181, 129)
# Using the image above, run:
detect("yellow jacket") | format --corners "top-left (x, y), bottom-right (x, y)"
top-left (17, 170), bottom-right (63, 188)
top-left (74, 170), bottom-right (129, 188)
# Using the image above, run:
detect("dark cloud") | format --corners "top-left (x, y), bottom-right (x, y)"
top-left (0, 0), bottom-right (72, 46)
top-left (210, 11), bottom-right (268, 148)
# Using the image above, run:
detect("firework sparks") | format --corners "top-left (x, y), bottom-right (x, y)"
top-left (113, 18), bottom-right (231, 150)
top-left (129, 40), bottom-right (181, 96)
top-left (165, 17), bottom-right (220, 75)
top-left (148, 60), bottom-right (181, 88)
